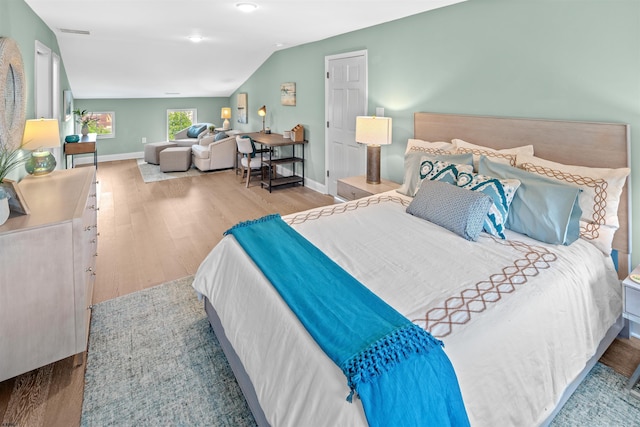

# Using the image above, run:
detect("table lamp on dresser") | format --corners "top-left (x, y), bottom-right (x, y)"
top-left (22, 118), bottom-right (60, 176)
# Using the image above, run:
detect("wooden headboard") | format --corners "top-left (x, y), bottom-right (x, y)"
top-left (414, 112), bottom-right (631, 276)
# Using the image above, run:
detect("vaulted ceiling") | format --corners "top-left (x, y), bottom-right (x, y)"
top-left (24, 0), bottom-right (465, 99)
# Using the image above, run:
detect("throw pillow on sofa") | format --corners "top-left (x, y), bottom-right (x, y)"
top-left (187, 124), bottom-right (207, 138)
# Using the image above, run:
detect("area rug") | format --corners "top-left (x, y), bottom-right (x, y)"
top-left (81, 276), bottom-right (256, 426)
top-left (136, 159), bottom-right (204, 183)
top-left (81, 276), bottom-right (640, 426)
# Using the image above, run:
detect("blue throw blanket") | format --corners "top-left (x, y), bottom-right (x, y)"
top-left (225, 214), bottom-right (469, 427)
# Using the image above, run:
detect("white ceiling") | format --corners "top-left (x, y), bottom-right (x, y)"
top-left (24, 0), bottom-right (465, 99)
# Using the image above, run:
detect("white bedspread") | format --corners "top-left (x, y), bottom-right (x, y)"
top-left (193, 192), bottom-right (622, 427)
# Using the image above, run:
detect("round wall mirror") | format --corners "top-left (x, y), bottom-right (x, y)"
top-left (0, 37), bottom-right (26, 151)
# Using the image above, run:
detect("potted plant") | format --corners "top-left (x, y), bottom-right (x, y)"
top-left (0, 186), bottom-right (9, 225)
top-left (73, 109), bottom-right (98, 136)
top-left (0, 139), bottom-right (26, 184)
top-left (208, 125), bottom-right (216, 134)
top-left (0, 139), bottom-right (26, 225)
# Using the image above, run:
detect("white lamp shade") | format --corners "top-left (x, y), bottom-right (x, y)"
top-left (22, 118), bottom-right (60, 151)
top-left (221, 107), bottom-right (231, 119)
top-left (355, 116), bottom-right (392, 146)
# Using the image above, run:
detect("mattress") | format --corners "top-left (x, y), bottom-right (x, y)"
top-left (192, 191), bottom-right (622, 426)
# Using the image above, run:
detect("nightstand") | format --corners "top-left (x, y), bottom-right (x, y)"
top-left (337, 176), bottom-right (400, 201)
top-left (623, 265), bottom-right (640, 398)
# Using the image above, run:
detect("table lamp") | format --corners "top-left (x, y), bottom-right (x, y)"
top-left (355, 116), bottom-right (392, 184)
top-left (221, 107), bottom-right (231, 130)
top-left (22, 118), bottom-right (60, 176)
top-left (258, 105), bottom-right (266, 132)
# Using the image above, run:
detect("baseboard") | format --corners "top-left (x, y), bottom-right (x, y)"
top-left (73, 151), bottom-right (144, 166)
top-left (83, 153), bottom-right (328, 195)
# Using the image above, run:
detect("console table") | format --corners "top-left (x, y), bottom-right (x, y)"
top-left (245, 132), bottom-right (307, 192)
top-left (0, 167), bottom-right (98, 381)
top-left (64, 133), bottom-right (97, 168)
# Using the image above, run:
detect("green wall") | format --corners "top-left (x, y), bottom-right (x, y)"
top-left (0, 0), bottom-right (74, 137)
top-left (74, 97), bottom-right (230, 157)
top-left (231, 0), bottom-right (640, 263)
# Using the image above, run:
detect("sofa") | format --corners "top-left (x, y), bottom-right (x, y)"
top-left (191, 132), bottom-right (236, 171)
top-left (171, 123), bottom-right (213, 147)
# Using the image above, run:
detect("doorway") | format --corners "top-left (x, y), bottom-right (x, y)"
top-left (324, 50), bottom-right (368, 196)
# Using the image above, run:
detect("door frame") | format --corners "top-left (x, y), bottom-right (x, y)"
top-left (324, 49), bottom-right (368, 196)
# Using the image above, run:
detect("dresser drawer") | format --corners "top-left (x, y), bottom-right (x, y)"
top-left (337, 181), bottom-right (371, 201)
top-left (625, 285), bottom-right (640, 318)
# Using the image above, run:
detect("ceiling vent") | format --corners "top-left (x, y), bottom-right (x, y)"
top-left (59, 28), bottom-right (91, 35)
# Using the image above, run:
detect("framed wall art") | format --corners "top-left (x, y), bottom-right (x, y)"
top-left (237, 93), bottom-right (247, 124)
top-left (281, 82), bottom-right (296, 106)
top-left (63, 90), bottom-right (73, 122)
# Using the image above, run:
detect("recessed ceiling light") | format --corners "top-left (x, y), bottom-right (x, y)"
top-left (188, 36), bottom-right (203, 43)
top-left (236, 2), bottom-right (258, 13)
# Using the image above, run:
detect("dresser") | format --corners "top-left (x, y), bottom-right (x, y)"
top-left (0, 167), bottom-right (98, 382)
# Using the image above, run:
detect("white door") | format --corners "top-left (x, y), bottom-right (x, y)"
top-left (325, 51), bottom-right (367, 196)
top-left (35, 41), bottom-right (52, 119)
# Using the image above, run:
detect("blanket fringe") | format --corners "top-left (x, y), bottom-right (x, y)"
top-left (224, 214), bottom-right (281, 236)
top-left (341, 324), bottom-right (443, 402)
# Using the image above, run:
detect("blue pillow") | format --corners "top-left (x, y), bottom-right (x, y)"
top-left (478, 156), bottom-right (582, 245)
top-left (186, 124), bottom-right (207, 138)
top-left (406, 179), bottom-right (493, 241)
top-left (214, 132), bottom-right (228, 141)
top-left (457, 170), bottom-right (521, 239)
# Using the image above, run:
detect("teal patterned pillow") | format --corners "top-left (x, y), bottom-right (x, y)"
top-left (457, 172), bottom-right (521, 239)
top-left (414, 158), bottom-right (473, 196)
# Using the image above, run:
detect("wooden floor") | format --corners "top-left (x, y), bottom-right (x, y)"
top-left (0, 159), bottom-right (639, 426)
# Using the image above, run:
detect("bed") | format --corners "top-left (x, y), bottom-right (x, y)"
top-left (192, 112), bottom-right (631, 426)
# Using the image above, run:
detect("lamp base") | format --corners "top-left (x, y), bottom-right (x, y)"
top-left (366, 144), bottom-right (381, 184)
top-left (223, 118), bottom-right (230, 130)
top-left (25, 151), bottom-right (56, 176)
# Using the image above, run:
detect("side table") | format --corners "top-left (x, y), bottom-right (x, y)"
top-left (337, 175), bottom-right (399, 201)
top-left (64, 133), bottom-right (97, 168)
top-left (623, 265), bottom-right (640, 399)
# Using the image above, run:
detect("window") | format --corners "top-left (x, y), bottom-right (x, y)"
top-left (167, 109), bottom-right (197, 140)
top-left (78, 111), bottom-right (115, 139)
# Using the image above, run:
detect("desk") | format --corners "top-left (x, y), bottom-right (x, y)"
top-left (64, 133), bottom-right (97, 168)
top-left (245, 132), bottom-right (307, 192)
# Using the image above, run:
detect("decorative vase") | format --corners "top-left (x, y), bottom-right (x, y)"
top-left (81, 124), bottom-right (89, 136)
top-left (0, 197), bottom-right (9, 226)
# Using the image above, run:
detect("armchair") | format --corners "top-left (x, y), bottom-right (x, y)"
top-left (191, 133), bottom-right (236, 171)
top-left (171, 123), bottom-right (213, 147)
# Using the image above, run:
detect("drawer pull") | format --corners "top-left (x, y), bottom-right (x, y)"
top-left (94, 252), bottom-right (98, 257)
top-left (86, 267), bottom-right (93, 272)
top-left (90, 238), bottom-right (97, 243)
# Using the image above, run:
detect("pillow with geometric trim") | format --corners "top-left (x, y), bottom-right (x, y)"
top-left (517, 154), bottom-right (629, 254)
top-left (413, 158), bottom-right (474, 196)
top-left (397, 144), bottom-right (471, 197)
top-left (453, 138), bottom-right (534, 171)
top-left (457, 171), bottom-right (521, 239)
